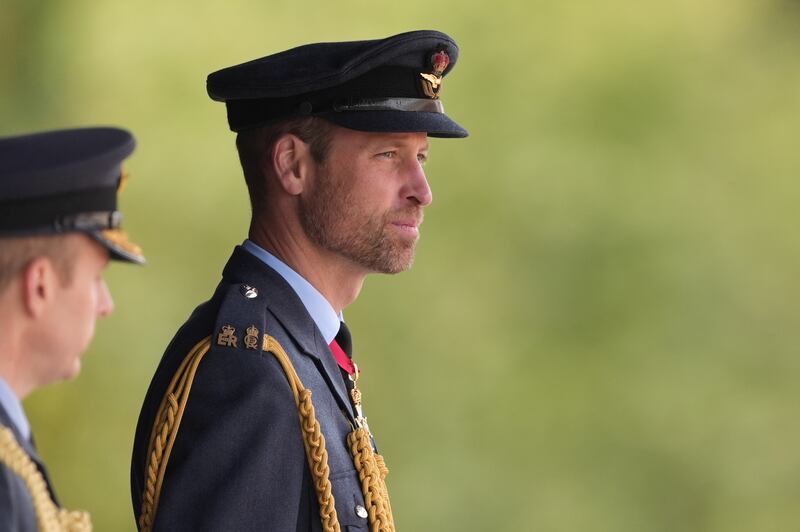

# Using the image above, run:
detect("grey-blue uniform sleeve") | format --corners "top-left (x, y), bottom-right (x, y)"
top-left (150, 344), bottom-right (319, 531)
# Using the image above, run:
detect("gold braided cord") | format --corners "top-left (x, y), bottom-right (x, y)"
top-left (347, 428), bottom-right (395, 532)
top-left (137, 332), bottom-right (394, 532)
top-left (139, 336), bottom-right (212, 532)
top-left (263, 334), bottom-right (341, 532)
top-left (0, 427), bottom-right (92, 532)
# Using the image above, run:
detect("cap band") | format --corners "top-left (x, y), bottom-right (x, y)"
top-left (0, 187), bottom-right (117, 234)
top-left (332, 98), bottom-right (444, 113)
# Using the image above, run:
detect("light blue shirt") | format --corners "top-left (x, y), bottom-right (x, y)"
top-left (0, 376), bottom-right (31, 441)
top-left (242, 240), bottom-right (342, 344)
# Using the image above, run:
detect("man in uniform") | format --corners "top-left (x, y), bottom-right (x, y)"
top-left (0, 126), bottom-right (145, 530)
top-left (130, 30), bottom-right (467, 531)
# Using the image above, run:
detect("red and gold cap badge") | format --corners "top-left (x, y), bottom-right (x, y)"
top-left (420, 50), bottom-right (450, 99)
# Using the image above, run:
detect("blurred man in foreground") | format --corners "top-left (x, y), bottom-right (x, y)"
top-left (131, 30), bottom-right (466, 531)
top-left (0, 127), bottom-right (145, 531)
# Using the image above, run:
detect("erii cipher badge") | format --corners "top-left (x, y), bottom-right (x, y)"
top-left (420, 50), bottom-right (450, 99)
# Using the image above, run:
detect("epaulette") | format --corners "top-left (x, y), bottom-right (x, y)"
top-left (208, 282), bottom-right (270, 356)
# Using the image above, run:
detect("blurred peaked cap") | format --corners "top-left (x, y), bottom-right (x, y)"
top-left (207, 30), bottom-right (468, 138)
top-left (0, 127), bottom-right (145, 264)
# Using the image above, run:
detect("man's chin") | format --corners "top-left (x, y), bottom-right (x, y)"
top-left (374, 250), bottom-right (416, 275)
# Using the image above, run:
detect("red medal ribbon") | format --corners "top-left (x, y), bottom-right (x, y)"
top-left (329, 339), bottom-right (356, 376)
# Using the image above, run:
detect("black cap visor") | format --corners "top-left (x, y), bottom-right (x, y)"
top-left (91, 228), bottom-right (145, 265)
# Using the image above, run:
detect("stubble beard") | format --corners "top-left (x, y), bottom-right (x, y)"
top-left (299, 167), bottom-right (420, 274)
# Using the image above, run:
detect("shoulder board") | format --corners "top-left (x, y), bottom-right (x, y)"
top-left (210, 281), bottom-right (270, 354)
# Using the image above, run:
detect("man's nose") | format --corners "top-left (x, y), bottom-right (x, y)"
top-left (404, 161), bottom-right (433, 207)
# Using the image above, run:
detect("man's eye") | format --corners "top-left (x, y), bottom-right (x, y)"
top-left (417, 153), bottom-right (428, 165)
top-left (377, 151), bottom-right (396, 159)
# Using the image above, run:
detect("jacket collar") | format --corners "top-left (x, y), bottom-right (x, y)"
top-left (221, 246), bottom-right (354, 421)
top-left (0, 400), bottom-right (60, 504)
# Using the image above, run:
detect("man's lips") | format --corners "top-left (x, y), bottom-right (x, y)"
top-left (389, 216), bottom-right (422, 236)
top-left (392, 219), bottom-right (420, 228)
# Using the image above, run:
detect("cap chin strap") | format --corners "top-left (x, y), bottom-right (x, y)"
top-left (332, 97), bottom-right (444, 113)
top-left (54, 211), bottom-right (122, 232)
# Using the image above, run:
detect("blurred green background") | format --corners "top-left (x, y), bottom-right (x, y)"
top-left (4, 0), bottom-right (800, 530)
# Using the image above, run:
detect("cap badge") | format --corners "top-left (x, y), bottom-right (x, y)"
top-left (420, 50), bottom-right (450, 99)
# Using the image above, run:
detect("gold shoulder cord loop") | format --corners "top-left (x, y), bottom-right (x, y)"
top-left (139, 336), bottom-right (212, 532)
top-left (262, 334), bottom-right (341, 532)
top-left (139, 334), bottom-right (395, 532)
top-left (348, 428), bottom-right (394, 531)
top-left (264, 334), bottom-right (395, 532)
top-left (0, 427), bottom-right (92, 532)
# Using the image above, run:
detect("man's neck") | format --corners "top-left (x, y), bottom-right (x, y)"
top-left (0, 313), bottom-right (32, 400)
top-left (248, 225), bottom-right (366, 314)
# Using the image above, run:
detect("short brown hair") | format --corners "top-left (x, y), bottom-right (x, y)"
top-left (235, 117), bottom-right (336, 215)
top-left (0, 235), bottom-right (78, 294)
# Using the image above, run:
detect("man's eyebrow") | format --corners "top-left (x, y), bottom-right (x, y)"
top-left (368, 137), bottom-right (430, 150)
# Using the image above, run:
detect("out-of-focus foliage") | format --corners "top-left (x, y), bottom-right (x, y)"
top-left (5, 0), bottom-right (799, 530)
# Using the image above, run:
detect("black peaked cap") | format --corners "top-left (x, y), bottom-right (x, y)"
top-left (207, 30), bottom-right (468, 137)
top-left (0, 127), bottom-right (145, 264)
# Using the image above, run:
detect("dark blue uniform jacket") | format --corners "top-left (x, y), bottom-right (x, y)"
top-left (131, 246), bottom-right (370, 531)
top-left (0, 403), bottom-right (59, 532)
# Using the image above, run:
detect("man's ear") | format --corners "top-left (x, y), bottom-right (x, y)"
top-left (21, 257), bottom-right (57, 318)
top-left (271, 133), bottom-right (314, 196)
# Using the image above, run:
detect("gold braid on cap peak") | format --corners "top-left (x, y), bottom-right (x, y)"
top-left (0, 428), bottom-right (92, 532)
top-left (139, 333), bottom-right (395, 532)
top-left (100, 229), bottom-right (143, 257)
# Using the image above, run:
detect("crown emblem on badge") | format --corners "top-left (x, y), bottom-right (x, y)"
top-left (420, 50), bottom-right (450, 99)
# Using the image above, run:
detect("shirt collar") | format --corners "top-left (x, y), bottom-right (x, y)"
top-left (242, 239), bottom-right (342, 344)
top-left (0, 377), bottom-right (31, 441)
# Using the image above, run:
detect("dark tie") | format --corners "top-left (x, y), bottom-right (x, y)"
top-left (329, 321), bottom-right (355, 375)
top-left (335, 321), bottom-right (352, 358)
